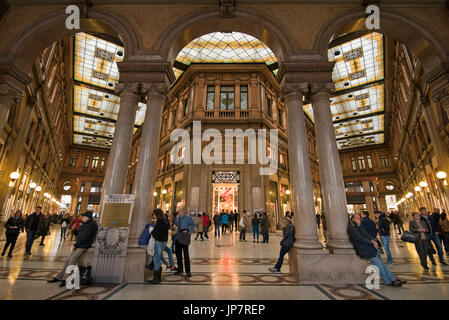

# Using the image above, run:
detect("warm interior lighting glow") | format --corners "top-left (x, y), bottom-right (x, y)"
top-left (419, 181), bottom-right (428, 188)
top-left (9, 172), bottom-right (20, 180)
top-left (414, 186), bottom-right (422, 192)
top-left (35, 186), bottom-right (42, 192)
top-left (162, 189), bottom-right (167, 195)
top-left (29, 182), bottom-right (37, 189)
top-left (153, 192), bottom-right (157, 197)
top-left (406, 192), bottom-right (413, 198)
top-left (286, 190), bottom-right (291, 195)
top-left (437, 171), bottom-right (447, 179)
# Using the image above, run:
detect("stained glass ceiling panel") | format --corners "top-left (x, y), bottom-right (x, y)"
top-left (329, 32), bottom-right (384, 92)
top-left (72, 33), bottom-right (147, 149)
top-left (304, 32), bottom-right (385, 150)
top-left (174, 32), bottom-right (277, 79)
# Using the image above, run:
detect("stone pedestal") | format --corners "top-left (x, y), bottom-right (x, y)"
top-left (288, 248), bottom-right (368, 284)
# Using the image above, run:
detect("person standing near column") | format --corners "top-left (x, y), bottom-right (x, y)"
top-left (25, 206), bottom-right (44, 255)
top-left (2, 210), bottom-right (24, 258)
top-left (173, 206), bottom-right (195, 278)
top-left (375, 211), bottom-right (394, 265)
top-left (252, 213), bottom-right (260, 243)
top-left (148, 209), bottom-right (169, 284)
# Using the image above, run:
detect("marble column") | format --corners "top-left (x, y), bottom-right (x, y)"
top-left (311, 83), bottom-right (353, 251)
top-left (100, 83), bottom-right (139, 200)
top-left (124, 83), bottom-right (167, 282)
top-left (282, 83), bottom-right (323, 250)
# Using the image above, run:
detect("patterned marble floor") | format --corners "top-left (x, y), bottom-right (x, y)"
top-left (1, 225), bottom-right (449, 300)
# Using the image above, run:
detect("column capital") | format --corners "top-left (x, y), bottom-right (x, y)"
top-left (115, 83), bottom-right (141, 100)
top-left (0, 83), bottom-right (22, 106)
top-left (142, 82), bottom-right (170, 104)
top-left (310, 82), bottom-right (334, 104)
top-left (280, 83), bottom-right (308, 104)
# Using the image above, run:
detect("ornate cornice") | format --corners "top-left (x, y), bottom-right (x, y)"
top-left (0, 63), bottom-right (32, 93)
top-left (117, 62), bottom-right (175, 84)
top-left (422, 63), bottom-right (449, 86)
top-left (277, 61), bottom-right (335, 84)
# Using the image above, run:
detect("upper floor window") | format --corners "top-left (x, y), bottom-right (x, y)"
top-left (220, 86), bottom-right (235, 110)
top-left (381, 156), bottom-right (389, 168)
top-left (91, 156), bottom-right (99, 169)
top-left (69, 156), bottom-right (77, 167)
top-left (351, 157), bottom-right (357, 171)
top-left (357, 156), bottom-right (366, 170)
top-left (80, 182), bottom-right (85, 192)
top-left (240, 85), bottom-right (248, 110)
top-left (366, 154), bottom-right (373, 169)
top-left (90, 182), bottom-right (102, 193)
top-left (100, 158), bottom-right (105, 171)
top-left (266, 98), bottom-right (272, 117)
top-left (206, 86), bottom-right (215, 110)
top-left (184, 99), bottom-right (189, 116)
top-left (84, 156), bottom-right (90, 168)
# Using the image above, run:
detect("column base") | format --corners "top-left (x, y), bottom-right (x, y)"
top-left (288, 247), bottom-right (368, 284)
top-left (123, 246), bottom-right (147, 283)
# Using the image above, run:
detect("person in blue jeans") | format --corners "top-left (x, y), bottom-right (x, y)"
top-left (149, 209), bottom-right (170, 284)
top-left (348, 213), bottom-right (406, 287)
top-left (251, 214), bottom-right (260, 243)
top-left (420, 207), bottom-right (448, 265)
top-left (375, 211), bottom-right (394, 264)
top-left (213, 212), bottom-right (221, 238)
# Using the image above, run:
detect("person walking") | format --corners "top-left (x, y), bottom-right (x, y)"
top-left (25, 206), bottom-right (45, 255)
top-left (60, 213), bottom-right (70, 241)
top-left (239, 210), bottom-right (248, 241)
top-left (221, 211), bottom-right (229, 235)
top-left (389, 211), bottom-right (398, 234)
top-left (148, 209), bottom-right (169, 284)
top-left (234, 210), bottom-right (239, 231)
top-left (202, 213), bottom-right (210, 240)
top-left (260, 212), bottom-right (270, 243)
top-left (213, 212), bottom-right (221, 239)
top-left (420, 207), bottom-right (448, 265)
top-left (48, 211), bottom-right (98, 287)
top-left (39, 213), bottom-right (51, 246)
top-left (395, 211), bottom-right (405, 235)
top-left (173, 206), bottom-right (195, 278)
top-left (409, 212), bottom-right (432, 270)
top-left (2, 210), bottom-right (25, 258)
top-left (194, 213), bottom-right (204, 241)
top-left (269, 216), bottom-right (295, 273)
top-left (348, 213), bottom-right (406, 287)
top-left (375, 211), bottom-right (394, 264)
top-left (252, 213), bottom-right (260, 243)
top-left (440, 212), bottom-right (449, 253)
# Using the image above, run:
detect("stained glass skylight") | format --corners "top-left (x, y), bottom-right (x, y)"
top-left (304, 32), bottom-right (385, 150)
top-left (72, 33), bottom-right (146, 149)
top-left (173, 32), bottom-right (277, 79)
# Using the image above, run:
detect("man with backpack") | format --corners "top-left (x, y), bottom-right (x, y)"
top-left (269, 216), bottom-right (295, 273)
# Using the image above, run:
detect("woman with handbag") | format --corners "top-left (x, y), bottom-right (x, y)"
top-left (2, 210), bottom-right (25, 258)
top-left (409, 212), bottom-right (434, 270)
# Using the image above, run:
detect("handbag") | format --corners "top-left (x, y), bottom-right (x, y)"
top-left (427, 242), bottom-right (436, 255)
top-left (401, 231), bottom-right (420, 243)
top-left (177, 216), bottom-right (191, 246)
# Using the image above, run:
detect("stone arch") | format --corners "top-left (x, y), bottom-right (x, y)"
top-left (313, 7), bottom-right (449, 74)
top-left (0, 8), bottom-right (142, 74)
top-left (154, 8), bottom-right (294, 67)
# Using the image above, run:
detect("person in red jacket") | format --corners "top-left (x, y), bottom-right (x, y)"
top-left (69, 215), bottom-right (82, 241)
top-left (202, 213), bottom-right (210, 240)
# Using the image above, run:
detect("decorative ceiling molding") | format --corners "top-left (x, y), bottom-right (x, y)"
top-left (219, 0), bottom-right (236, 18)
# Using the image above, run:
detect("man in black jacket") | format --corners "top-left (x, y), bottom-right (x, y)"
top-left (361, 211), bottom-right (377, 238)
top-left (348, 213), bottom-right (405, 287)
top-left (269, 216), bottom-right (295, 273)
top-left (48, 211), bottom-right (98, 286)
top-left (375, 211), bottom-right (394, 264)
top-left (25, 206), bottom-right (45, 255)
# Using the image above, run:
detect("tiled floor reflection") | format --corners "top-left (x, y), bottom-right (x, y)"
top-left (1, 225), bottom-right (449, 300)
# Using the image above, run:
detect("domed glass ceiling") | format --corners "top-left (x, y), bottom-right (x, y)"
top-left (173, 32), bottom-right (278, 79)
